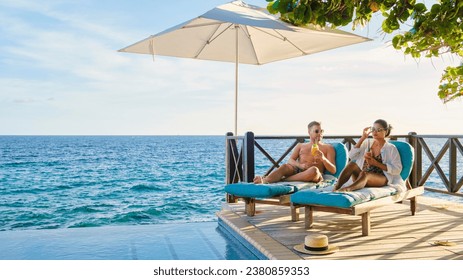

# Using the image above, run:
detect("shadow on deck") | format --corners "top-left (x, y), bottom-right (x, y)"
top-left (218, 196), bottom-right (463, 260)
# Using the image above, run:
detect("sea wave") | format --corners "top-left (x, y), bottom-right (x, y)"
top-left (1, 135), bottom-right (461, 232)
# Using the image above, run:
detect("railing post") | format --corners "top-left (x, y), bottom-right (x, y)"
top-left (408, 132), bottom-right (421, 188)
top-left (225, 132), bottom-right (233, 184)
top-left (226, 132), bottom-right (239, 203)
top-left (449, 137), bottom-right (457, 193)
top-left (243, 131), bottom-right (255, 183)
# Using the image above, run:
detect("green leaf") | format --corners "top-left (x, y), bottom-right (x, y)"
top-left (414, 3), bottom-right (426, 13)
top-left (317, 15), bottom-right (326, 26)
top-left (272, 0), bottom-right (280, 12)
top-left (302, 5), bottom-right (313, 24)
top-left (389, 17), bottom-right (400, 30)
top-left (399, 9), bottom-right (410, 22)
top-left (382, 19), bottom-right (392, 33)
top-left (266, 0), bottom-right (463, 104)
top-left (286, 11), bottom-right (296, 24)
top-left (267, 2), bottom-right (278, 14)
top-left (293, 5), bottom-right (305, 21)
top-left (278, 0), bottom-right (292, 13)
top-left (383, 0), bottom-right (396, 9)
top-left (431, 4), bottom-right (441, 15)
top-left (392, 35), bottom-right (403, 48)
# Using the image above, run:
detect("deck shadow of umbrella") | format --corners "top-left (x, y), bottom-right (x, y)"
top-left (119, 0), bottom-right (370, 135)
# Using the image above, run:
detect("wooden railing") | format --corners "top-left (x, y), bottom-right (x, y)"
top-left (408, 134), bottom-right (463, 197)
top-left (225, 132), bottom-right (463, 199)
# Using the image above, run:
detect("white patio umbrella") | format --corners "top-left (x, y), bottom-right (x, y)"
top-left (119, 0), bottom-right (370, 135)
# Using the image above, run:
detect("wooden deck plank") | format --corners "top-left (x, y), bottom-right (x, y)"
top-left (219, 196), bottom-right (463, 260)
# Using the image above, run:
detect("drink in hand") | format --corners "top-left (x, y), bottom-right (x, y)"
top-left (311, 143), bottom-right (318, 156)
top-left (311, 141), bottom-right (319, 163)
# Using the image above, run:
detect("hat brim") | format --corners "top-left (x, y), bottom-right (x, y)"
top-left (293, 244), bottom-right (339, 255)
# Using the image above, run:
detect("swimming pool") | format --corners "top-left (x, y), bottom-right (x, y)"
top-left (0, 220), bottom-right (263, 260)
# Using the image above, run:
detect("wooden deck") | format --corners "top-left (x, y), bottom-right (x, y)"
top-left (217, 196), bottom-right (463, 260)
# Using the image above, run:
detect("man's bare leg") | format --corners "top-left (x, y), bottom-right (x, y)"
top-left (253, 164), bottom-right (295, 184)
top-left (285, 166), bottom-right (322, 183)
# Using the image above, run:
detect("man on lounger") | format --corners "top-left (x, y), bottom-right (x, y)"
top-left (253, 121), bottom-right (336, 184)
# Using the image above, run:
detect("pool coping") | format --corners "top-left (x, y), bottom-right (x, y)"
top-left (217, 204), bottom-right (303, 260)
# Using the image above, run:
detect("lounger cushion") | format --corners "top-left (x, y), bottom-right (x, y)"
top-left (291, 186), bottom-right (399, 208)
top-left (225, 179), bottom-right (335, 199)
top-left (390, 141), bottom-right (413, 181)
top-left (225, 183), bottom-right (294, 198)
top-left (326, 142), bottom-right (348, 178)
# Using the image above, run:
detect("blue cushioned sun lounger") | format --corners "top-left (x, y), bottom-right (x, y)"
top-left (225, 143), bottom-right (348, 216)
top-left (290, 141), bottom-right (424, 236)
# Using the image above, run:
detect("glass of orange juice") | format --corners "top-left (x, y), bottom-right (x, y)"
top-left (311, 141), bottom-right (318, 163)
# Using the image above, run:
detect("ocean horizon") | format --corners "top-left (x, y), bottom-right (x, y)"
top-left (1, 135), bottom-right (461, 232)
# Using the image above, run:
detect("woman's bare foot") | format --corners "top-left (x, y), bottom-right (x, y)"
top-left (253, 176), bottom-right (267, 184)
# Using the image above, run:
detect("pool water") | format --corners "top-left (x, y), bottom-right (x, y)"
top-left (0, 220), bottom-right (262, 260)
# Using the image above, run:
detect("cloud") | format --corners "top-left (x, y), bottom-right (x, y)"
top-left (13, 97), bottom-right (54, 104)
top-left (0, 0), bottom-right (461, 135)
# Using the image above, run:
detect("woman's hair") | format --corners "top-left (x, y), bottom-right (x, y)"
top-left (374, 119), bottom-right (393, 137)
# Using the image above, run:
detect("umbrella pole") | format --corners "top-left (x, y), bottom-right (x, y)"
top-left (234, 25), bottom-right (239, 136)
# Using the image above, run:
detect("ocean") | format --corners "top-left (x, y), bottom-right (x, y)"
top-left (0, 136), bottom-right (225, 231)
top-left (0, 135), bottom-right (462, 232)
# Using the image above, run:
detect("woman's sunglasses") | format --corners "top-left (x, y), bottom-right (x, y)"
top-left (314, 129), bottom-right (324, 134)
top-left (371, 127), bottom-right (386, 132)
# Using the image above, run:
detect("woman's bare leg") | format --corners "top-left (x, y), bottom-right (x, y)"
top-left (338, 172), bottom-right (388, 192)
top-left (333, 162), bottom-right (361, 190)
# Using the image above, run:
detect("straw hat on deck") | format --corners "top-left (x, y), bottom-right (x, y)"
top-left (294, 234), bottom-right (339, 255)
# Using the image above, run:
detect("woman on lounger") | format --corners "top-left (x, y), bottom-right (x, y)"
top-left (333, 119), bottom-right (403, 192)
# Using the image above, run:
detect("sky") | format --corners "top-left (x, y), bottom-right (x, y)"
top-left (0, 0), bottom-right (461, 136)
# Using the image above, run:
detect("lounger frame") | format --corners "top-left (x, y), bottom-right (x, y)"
top-left (241, 194), bottom-right (291, 216)
top-left (291, 185), bottom-right (424, 236)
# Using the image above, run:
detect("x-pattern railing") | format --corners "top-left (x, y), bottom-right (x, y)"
top-left (254, 138), bottom-right (303, 176)
top-left (253, 136), bottom-right (361, 176)
top-left (413, 136), bottom-right (463, 195)
top-left (225, 132), bottom-right (463, 198)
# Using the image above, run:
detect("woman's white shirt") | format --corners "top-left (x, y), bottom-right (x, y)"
top-left (348, 138), bottom-right (405, 191)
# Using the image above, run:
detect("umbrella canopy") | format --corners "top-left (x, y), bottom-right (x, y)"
top-left (119, 0), bottom-right (370, 134)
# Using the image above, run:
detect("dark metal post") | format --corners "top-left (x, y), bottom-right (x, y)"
top-left (449, 138), bottom-right (457, 193)
top-left (408, 132), bottom-right (420, 188)
top-left (225, 132), bottom-right (239, 203)
top-left (225, 132), bottom-right (233, 184)
top-left (225, 132), bottom-right (240, 184)
top-left (243, 131), bottom-right (255, 183)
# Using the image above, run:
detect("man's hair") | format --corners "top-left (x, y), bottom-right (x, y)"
top-left (308, 121), bottom-right (321, 131)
